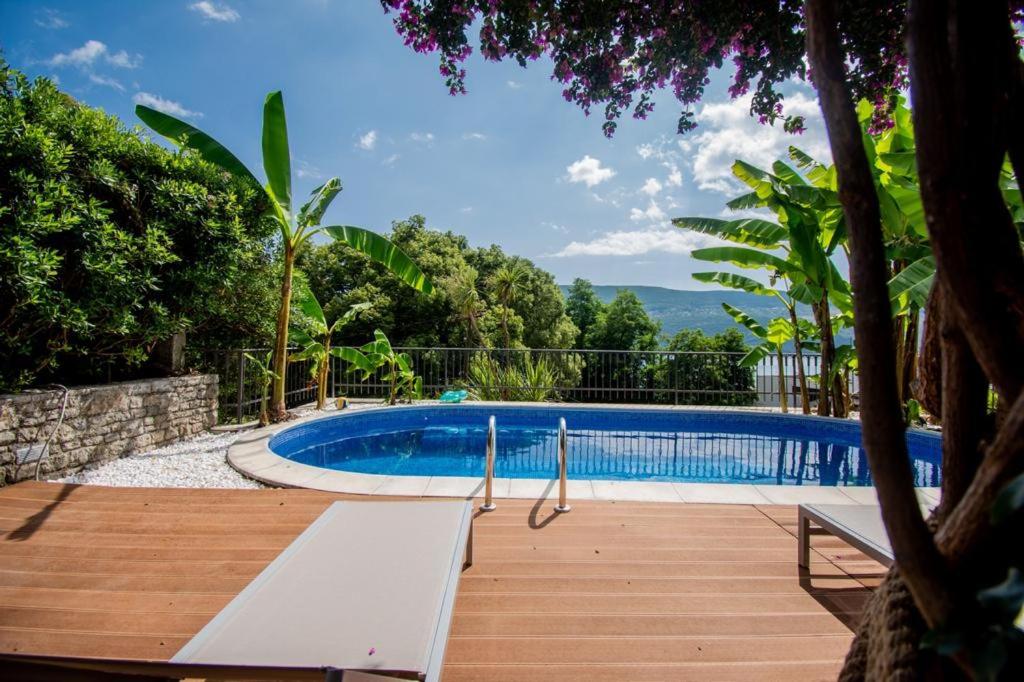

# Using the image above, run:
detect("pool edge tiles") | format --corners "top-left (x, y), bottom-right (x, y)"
top-left (228, 402), bottom-right (943, 505)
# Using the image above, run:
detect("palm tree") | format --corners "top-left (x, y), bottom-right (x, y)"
top-left (137, 92), bottom-right (431, 421)
top-left (489, 259), bottom-right (529, 352)
top-left (443, 267), bottom-right (486, 346)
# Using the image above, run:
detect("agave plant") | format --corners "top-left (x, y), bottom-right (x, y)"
top-left (339, 330), bottom-right (422, 405)
top-left (466, 352), bottom-right (557, 402)
top-left (290, 286), bottom-right (371, 410)
top-left (137, 91), bottom-right (431, 421)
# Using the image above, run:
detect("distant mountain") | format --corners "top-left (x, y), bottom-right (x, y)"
top-left (559, 284), bottom-right (852, 347)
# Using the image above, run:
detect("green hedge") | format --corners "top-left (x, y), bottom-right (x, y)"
top-left (0, 62), bottom-right (278, 392)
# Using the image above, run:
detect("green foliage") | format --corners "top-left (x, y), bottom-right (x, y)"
top-left (0, 62), bottom-right (277, 391)
top-left (661, 328), bottom-right (757, 406)
top-left (290, 285), bottom-right (371, 409)
top-left (564, 278), bottom-right (604, 348)
top-left (466, 352), bottom-right (558, 402)
top-left (339, 329), bottom-right (422, 405)
top-left (298, 215), bottom-right (577, 350)
top-left (585, 290), bottom-right (661, 351)
top-left (242, 351), bottom-right (279, 426)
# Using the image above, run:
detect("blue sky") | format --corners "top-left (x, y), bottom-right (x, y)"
top-left (1, 0), bottom-right (832, 290)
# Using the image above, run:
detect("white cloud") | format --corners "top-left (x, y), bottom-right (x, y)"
top-left (133, 92), bottom-right (202, 119)
top-left (36, 9), bottom-right (69, 29)
top-left (48, 40), bottom-right (141, 69)
top-left (382, 154), bottom-right (400, 166)
top-left (459, 206), bottom-right (473, 213)
top-left (552, 226), bottom-right (715, 257)
top-left (566, 155), bottom-right (616, 187)
top-left (683, 91), bottom-right (830, 194)
top-left (629, 200), bottom-right (666, 223)
top-left (89, 73), bottom-right (124, 92)
top-left (357, 130), bottom-right (377, 150)
top-left (640, 178), bottom-right (662, 197)
top-left (295, 160), bottom-right (323, 180)
top-left (507, 80), bottom-right (523, 89)
top-left (410, 132), bottom-right (435, 144)
top-left (48, 40), bottom-right (107, 68)
top-left (190, 1), bottom-right (240, 22)
top-left (542, 221), bottom-right (569, 233)
top-left (665, 164), bottom-right (682, 187)
top-left (462, 132), bottom-right (487, 141)
top-left (106, 50), bottom-right (142, 69)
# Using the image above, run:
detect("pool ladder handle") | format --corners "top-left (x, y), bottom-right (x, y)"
top-left (554, 417), bottom-right (572, 513)
top-left (481, 415), bottom-right (497, 512)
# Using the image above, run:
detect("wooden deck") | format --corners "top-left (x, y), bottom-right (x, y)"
top-left (0, 482), bottom-right (884, 681)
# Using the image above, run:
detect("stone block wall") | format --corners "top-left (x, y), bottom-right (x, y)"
top-left (1, 375), bottom-right (217, 485)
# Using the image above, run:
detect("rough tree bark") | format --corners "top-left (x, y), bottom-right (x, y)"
top-left (909, 0), bottom-right (1024, 404)
top-left (805, 0), bottom-right (956, 632)
top-left (269, 243), bottom-right (295, 421)
top-left (936, 288), bottom-right (989, 521)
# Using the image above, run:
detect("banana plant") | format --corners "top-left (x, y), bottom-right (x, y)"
top-left (137, 91), bottom-right (431, 422)
top-left (242, 350), bottom-right (279, 427)
top-left (339, 330), bottom-right (422, 405)
top-left (722, 303), bottom-right (818, 414)
top-left (691, 270), bottom-right (815, 414)
top-left (289, 286), bottom-right (371, 410)
top-left (675, 155), bottom-right (853, 417)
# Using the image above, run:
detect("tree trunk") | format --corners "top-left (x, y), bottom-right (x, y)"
top-left (908, 0), bottom-right (1024, 403)
top-left (316, 337), bottom-right (329, 410)
top-left (777, 347), bottom-right (788, 413)
top-left (269, 244), bottom-right (295, 421)
top-left (806, 0), bottom-right (955, 634)
top-left (937, 289), bottom-right (989, 521)
top-left (811, 297), bottom-right (833, 416)
top-left (915, 284), bottom-right (943, 416)
top-left (789, 306), bottom-right (811, 414)
top-left (902, 309), bottom-right (920, 402)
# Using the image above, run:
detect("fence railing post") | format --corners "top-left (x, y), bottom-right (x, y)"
top-left (236, 351), bottom-right (246, 424)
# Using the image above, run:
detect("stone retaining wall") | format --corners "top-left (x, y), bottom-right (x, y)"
top-left (1, 375), bottom-right (217, 485)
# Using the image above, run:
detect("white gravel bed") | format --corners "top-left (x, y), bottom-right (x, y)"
top-left (57, 431), bottom-right (263, 489)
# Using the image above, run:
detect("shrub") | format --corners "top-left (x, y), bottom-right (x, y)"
top-left (0, 62), bottom-right (277, 391)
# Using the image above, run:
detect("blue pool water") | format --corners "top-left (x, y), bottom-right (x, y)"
top-left (270, 405), bottom-right (942, 487)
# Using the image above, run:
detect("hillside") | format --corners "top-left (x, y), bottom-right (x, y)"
top-left (560, 284), bottom-right (853, 346)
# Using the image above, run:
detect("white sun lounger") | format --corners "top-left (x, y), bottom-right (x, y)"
top-left (171, 500), bottom-right (474, 681)
top-left (798, 503), bottom-right (894, 568)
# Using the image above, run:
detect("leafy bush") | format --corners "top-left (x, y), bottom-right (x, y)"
top-left (0, 62), bottom-right (277, 391)
top-left (659, 328), bottom-right (756, 406)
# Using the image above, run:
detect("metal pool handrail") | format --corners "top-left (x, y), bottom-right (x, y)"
top-left (481, 415), bottom-right (497, 512)
top-left (555, 417), bottom-right (572, 513)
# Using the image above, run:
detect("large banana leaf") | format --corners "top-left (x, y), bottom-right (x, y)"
top-left (294, 285), bottom-right (327, 332)
top-left (673, 217), bottom-right (786, 248)
top-left (135, 105), bottom-right (261, 190)
top-left (324, 226), bottom-right (433, 293)
top-left (262, 91), bottom-right (292, 211)
top-left (765, 317), bottom-right (795, 346)
top-left (772, 160), bottom-right (808, 186)
top-left (732, 160), bottom-right (772, 190)
top-left (691, 246), bottom-right (797, 276)
top-left (888, 255), bottom-right (935, 310)
top-left (788, 146), bottom-right (830, 186)
top-left (725, 191), bottom-right (763, 211)
top-left (329, 301), bottom-right (373, 334)
top-left (298, 178), bottom-right (342, 228)
top-left (692, 271), bottom-right (775, 296)
top-left (722, 302), bottom-right (768, 339)
top-left (333, 346), bottom-right (379, 378)
top-left (740, 342), bottom-right (774, 367)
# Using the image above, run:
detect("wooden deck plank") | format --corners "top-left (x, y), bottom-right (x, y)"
top-left (0, 481), bottom-right (882, 681)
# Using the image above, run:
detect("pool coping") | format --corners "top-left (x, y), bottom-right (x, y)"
top-left (226, 401), bottom-right (942, 506)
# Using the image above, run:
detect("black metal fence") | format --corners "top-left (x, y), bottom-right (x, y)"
top-left (194, 346), bottom-right (843, 424)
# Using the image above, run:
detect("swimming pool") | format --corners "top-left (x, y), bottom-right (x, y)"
top-left (268, 405), bottom-right (941, 488)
